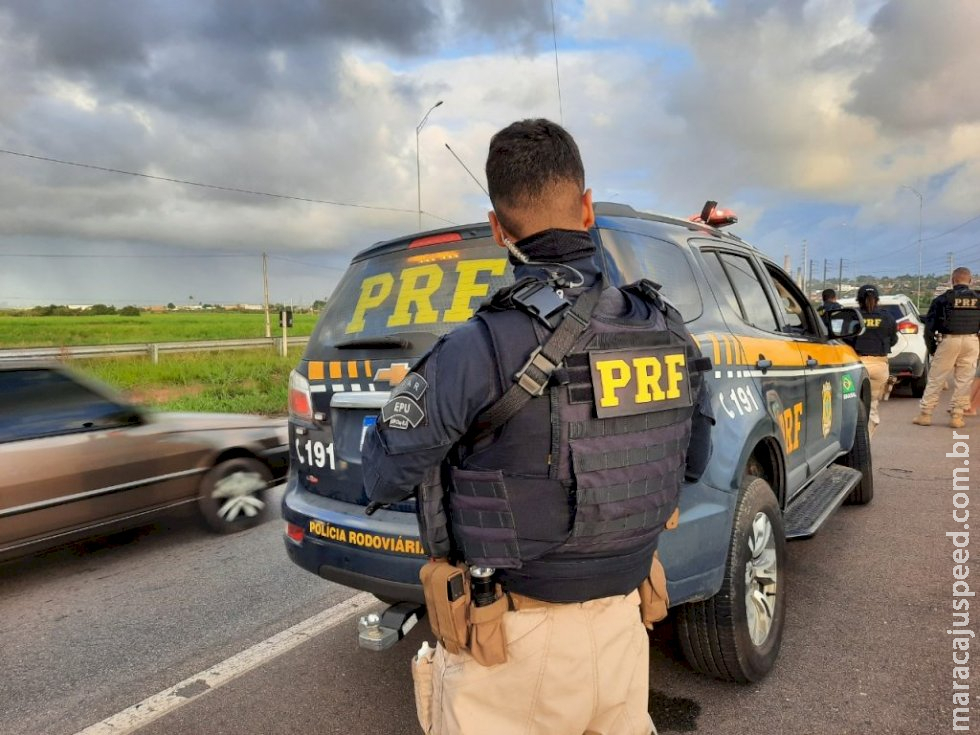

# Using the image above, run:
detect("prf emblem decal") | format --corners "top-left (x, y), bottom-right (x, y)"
top-left (589, 346), bottom-right (691, 419)
top-left (821, 380), bottom-right (833, 438)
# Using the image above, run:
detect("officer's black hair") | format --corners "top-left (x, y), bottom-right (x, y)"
top-left (858, 289), bottom-right (878, 312)
top-left (486, 118), bottom-right (585, 236)
top-left (821, 288), bottom-right (836, 301)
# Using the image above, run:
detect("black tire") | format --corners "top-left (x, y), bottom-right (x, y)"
top-left (910, 358), bottom-right (929, 398)
top-left (676, 476), bottom-right (786, 683)
top-left (197, 457), bottom-right (272, 534)
top-left (837, 399), bottom-right (873, 505)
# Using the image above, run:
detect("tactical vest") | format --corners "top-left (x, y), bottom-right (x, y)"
top-left (850, 308), bottom-right (893, 356)
top-left (446, 278), bottom-right (707, 570)
top-left (938, 288), bottom-right (980, 334)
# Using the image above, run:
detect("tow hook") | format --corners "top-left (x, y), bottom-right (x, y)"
top-left (357, 602), bottom-right (426, 651)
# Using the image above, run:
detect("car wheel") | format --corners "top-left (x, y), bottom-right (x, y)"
top-left (676, 476), bottom-right (786, 683)
top-left (910, 357), bottom-right (929, 398)
top-left (837, 400), bottom-right (873, 505)
top-left (198, 457), bottom-right (271, 534)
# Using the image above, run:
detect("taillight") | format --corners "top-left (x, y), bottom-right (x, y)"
top-left (897, 319), bottom-right (918, 334)
top-left (288, 370), bottom-right (313, 421)
top-left (286, 522), bottom-right (304, 543)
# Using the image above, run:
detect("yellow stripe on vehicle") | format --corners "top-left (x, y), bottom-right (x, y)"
top-left (308, 361), bottom-right (325, 380)
top-left (329, 361), bottom-right (342, 379)
top-left (347, 361), bottom-right (359, 379)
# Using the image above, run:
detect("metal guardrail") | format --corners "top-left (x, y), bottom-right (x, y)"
top-left (0, 336), bottom-right (310, 364)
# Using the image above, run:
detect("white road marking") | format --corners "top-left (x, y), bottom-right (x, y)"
top-left (73, 592), bottom-right (378, 735)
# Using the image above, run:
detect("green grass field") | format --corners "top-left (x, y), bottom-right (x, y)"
top-left (0, 311), bottom-right (318, 348)
top-left (77, 347), bottom-right (303, 415)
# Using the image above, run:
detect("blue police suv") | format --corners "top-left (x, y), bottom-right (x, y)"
top-left (282, 202), bottom-right (872, 682)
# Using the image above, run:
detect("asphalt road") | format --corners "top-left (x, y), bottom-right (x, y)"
top-left (1, 391), bottom-right (971, 735)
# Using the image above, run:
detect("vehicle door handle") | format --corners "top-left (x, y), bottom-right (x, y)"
top-left (756, 356), bottom-right (773, 373)
top-left (806, 356), bottom-right (818, 368)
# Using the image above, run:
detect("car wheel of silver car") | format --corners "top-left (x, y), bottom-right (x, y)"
top-left (676, 475), bottom-right (786, 683)
top-left (198, 457), bottom-right (272, 534)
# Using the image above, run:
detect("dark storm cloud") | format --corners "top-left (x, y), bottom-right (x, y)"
top-left (455, 0), bottom-right (551, 36)
top-left (846, 0), bottom-right (980, 132)
top-left (0, 0), bottom-right (442, 121)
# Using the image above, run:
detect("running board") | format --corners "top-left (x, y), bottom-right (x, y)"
top-left (783, 464), bottom-right (863, 540)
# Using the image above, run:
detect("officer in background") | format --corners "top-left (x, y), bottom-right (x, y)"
top-left (361, 119), bottom-right (713, 735)
top-left (913, 267), bottom-right (980, 429)
top-left (844, 284), bottom-right (897, 437)
top-left (817, 288), bottom-right (841, 327)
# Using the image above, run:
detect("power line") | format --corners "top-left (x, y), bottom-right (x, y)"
top-left (918, 211), bottom-right (980, 243)
top-left (268, 255), bottom-right (347, 272)
top-left (0, 147), bottom-right (420, 215)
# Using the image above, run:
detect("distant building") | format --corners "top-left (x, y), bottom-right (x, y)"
top-left (67, 304), bottom-right (94, 310)
top-left (235, 303), bottom-right (264, 311)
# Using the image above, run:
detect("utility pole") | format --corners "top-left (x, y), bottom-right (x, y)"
top-left (416, 100), bottom-right (444, 231)
top-left (801, 240), bottom-right (808, 291)
top-left (262, 252), bottom-right (271, 338)
top-left (809, 259), bottom-right (817, 298)
top-left (948, 251), bottom-right (954, 285)
top-left (838, 258), bottom-right (844, 292)
top-left (822, 259), bottom-right (828, 291)
top-left (901, 185), bottom-right (923, 309)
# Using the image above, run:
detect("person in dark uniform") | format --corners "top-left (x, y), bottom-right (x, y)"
top-left (361, 119), bottom-right (712, 735)
top-left (817, 288), bottom-right (841, 327)
top-left (914, 267), bottom-right (980, 428)
top-left (844, 284), bottom-right (897, 437)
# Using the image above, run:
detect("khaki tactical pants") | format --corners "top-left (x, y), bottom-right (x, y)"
top-left (920, 334), bottom-right (980, 415)
top-left (860, 355), bottom-right (890, 436)
top-left (419, 590), bottom-right (650, 735)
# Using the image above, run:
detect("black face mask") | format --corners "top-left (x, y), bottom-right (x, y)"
top-left (509, 228), bottom-right (596, 266)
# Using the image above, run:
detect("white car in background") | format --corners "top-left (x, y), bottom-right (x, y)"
top-left (839, 293), bottom-right (929, 396)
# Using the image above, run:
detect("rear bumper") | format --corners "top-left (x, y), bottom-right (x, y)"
top-left (889, 352), bottom-right (925, 378)
top-left (281, 480), bottom-right (425, 604)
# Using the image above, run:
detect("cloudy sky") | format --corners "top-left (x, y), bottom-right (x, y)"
top-left (1, 0), bottom-right (978, 307)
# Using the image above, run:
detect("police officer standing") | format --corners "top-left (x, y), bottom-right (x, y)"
top-left (913, 267), bottom-right (980, 429)
top-left (817, 288), bottom-right (841, 326)
top-left (361, 119), bottom-right (712, 735)
top-left (844, 284), bottom-right (897, 437)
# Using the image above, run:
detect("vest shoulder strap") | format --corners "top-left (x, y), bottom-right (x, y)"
top-left (620, 279), bottom-right (711, 373)
top-left (468, 278), bottom-right (604, 443)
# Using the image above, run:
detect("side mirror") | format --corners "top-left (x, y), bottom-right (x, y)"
top-left (828, 307), bottom-right (864, 339)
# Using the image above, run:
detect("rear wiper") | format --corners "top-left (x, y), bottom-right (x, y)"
top-left (333, 336), bottom-right (413, 349)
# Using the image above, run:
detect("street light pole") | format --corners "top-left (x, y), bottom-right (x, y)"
top-left (415, 100), bottom-right (443, 231)
top-left (901, 185), bottom-right (923, 308)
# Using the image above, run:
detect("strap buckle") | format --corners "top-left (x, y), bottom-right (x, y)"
top-left (515, 346), bottom-right (557, 396)
top-left (511, 281), bottom-right (570, 328)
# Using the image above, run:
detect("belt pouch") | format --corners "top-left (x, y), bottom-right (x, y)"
top-left (468, 585), bottom-right (508, 667)
top-left (411, 642), bottom-right (436, 734)
top-left (420, 560), bottom-right (470, 654)
top-left (639, 551), bottom-right (670, 629)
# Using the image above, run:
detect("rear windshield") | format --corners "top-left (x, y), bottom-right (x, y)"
top-left (312, 238), bottom-right (512, 347)
top-left (881, 304), bottom-right (905, 320)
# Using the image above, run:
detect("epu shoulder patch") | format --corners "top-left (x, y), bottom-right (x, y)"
top-left (589, 345), bottom-right (692, 419)
top-left (382, 371), bottom-right (428, 429)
